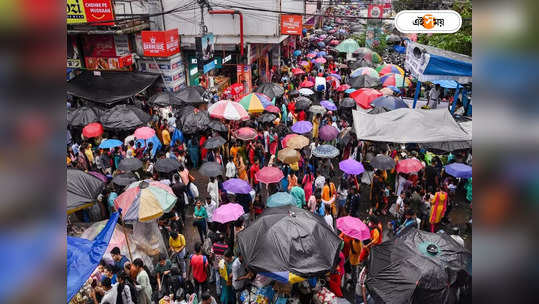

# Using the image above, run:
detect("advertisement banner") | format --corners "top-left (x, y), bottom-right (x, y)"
top-left (196, 33), bottom-right (215, 62)
top-left (367, 5), bottom-right (384, 18)
top-left (85, 57), bottom-right (130, 70)
top-left (141, 29), bottom-right (180, 57)
top-left (83, 35), bottom-right (116, 57)
top-left (67, 35), bottom-right (82, 68)
top-left (114, 35), bottom-right (130, 57)
top-left (67, 0), bottom-right (87, 24)
top-left (66, 0), bottom-right (115, 25)
top-left (281, 14), bottom-right (302, 35)
top-left (237, 65), bottom-right (252, 94)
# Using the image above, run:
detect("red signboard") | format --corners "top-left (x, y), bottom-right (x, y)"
top-left (141, 29), bottom-right (180, 57)
top-left (82, 35), bottom-right (117, 57)
top-left (84, 0), bottom-right (115, 25)
top-left (368, 5), bottom-right (384, 18)
top-left (281, 14), bottom-right (303, 35)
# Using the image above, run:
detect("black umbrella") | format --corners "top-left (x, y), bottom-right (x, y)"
top-left (154, 158), bottom-right (181, 173)
top-left (350, 74), bottom-right (380, 88)
top-left (173, 86), bottom-right (208, 104)
top-left (100, 105), bottom-right (150, 130)
top-left (112, 172), bottom-right (138, 186)
top-left (288, 90), bottom-right (300, 97)
top-left (367, 228), bottom-right (471, 304)
top-left (208, 120), bottom-right (228, 132)
top-left (118, 157), bottom-right (143, 171)
top-left (256, 113), bottom-right (277, 124)
top-left (203, 135), bottom-right (226, 149)
top-left (67, 106), bottom-right (103, 127)
top-left (199, 161), bottom-right (224, 177)
top-left (67, 168), bottom-right (105, 213)
top-left (177, 110), bottom-right (210, 134)
top-left (368, 106), bottom-right (390, 114)
top-left (237, 206), bottom-right (341, 277)
top-left (294, 97), bottom-right (312, 111)
top-left (256, 83), bottom-right (285, 99)
top-left (148, 92), bottom-right (182, 106)
top-left (371, 96), bottom-right (409, 110)
top-left (340, 97), bottom-right (356, 108)
top-left (370, 154), bottom-right (395, 170)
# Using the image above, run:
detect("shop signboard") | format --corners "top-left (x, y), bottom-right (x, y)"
top-left (82, 35), bottom-right (133, 70)
top-left (223, 54), bottom-right (232, 64)
top-left (67, 0), bottom-right (115, 25)
top-left (237, 65), bottom-right (252, 94)
top-left (368, 4), bottom-right (384, 18)
top-left (141, 29), bottom-right (180, 57)
top-left (280, 14), bottom-right (302, 35)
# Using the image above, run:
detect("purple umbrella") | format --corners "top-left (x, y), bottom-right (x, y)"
top-left (212, 203), bottom-right (245, 224)
top-left (319, 125), bottom-right (339, 141)
top-left (339, 159), bottom-right (365, 175)
top-left (320, 100), bottom-right (337, 111)
top-left (444, 163), bottom-right (472, 179)
top-left (291, 121), bottom-right (313, 134)
top-left (223, 178), bottom-right (252, 194)
top-left (88, 171), bottom-right (108, 182)
top-left (329, 73), bottom-right (342, 80)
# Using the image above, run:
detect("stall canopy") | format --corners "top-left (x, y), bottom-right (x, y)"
top-left (352, 108), bottom-right (471, 143)
top-left (67, 71), bottom-right (158, 104)
top-left (67, 212), bottom-right (119, 303)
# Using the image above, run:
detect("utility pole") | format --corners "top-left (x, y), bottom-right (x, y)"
top-left (198, 0), bottom-right (210, 35)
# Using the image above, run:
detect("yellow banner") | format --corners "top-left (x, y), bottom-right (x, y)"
top-left (67, 0), bottom-right (87, 24)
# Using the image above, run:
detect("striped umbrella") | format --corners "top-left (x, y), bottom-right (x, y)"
top-left (114, 180), bottom-right (177, 222)
top-left (380, 73), bottom-right (412, 88)
top-left (376, 64), bottom-right (405, 76)
top-left (350, 67), bottom-right (379, 79)
top-left (239, 93), bottom-right (272, 113)
top-left (208, 100), bottom-right (249, 121)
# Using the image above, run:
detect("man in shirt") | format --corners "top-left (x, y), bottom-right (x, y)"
top-left (211, 233), bottom-right (229, 295)
top-left (101, 265), bottom-right (117, 285)
top-left (155, 253), bottom-right (173, 294)
top-left (189, 242), bottom-right (209, 298)
top-left (110, 247), bottom-right (129, 274)
top-left (98, 277), bottom-right (117, 304)
top-left (231, 253), bottom-right (251, 302)
top-left (225, 158), bottom-right (237, 179)
top-left (427, 84), bottom-right (440, 109)
top-left (162, 127), bottom-right (171, 147)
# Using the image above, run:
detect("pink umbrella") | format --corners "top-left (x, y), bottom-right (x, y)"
top-left (255, 166), bottom-right (284, 184)
top-left (300, 60), bottom-right (310, 67)
top-left (281, 133), bottom-right (298, 148)
top-left (330, 39), bottom-right (340, 45)
top-left (396, 158), bottom-right (424, 174)
top-left (300, 80), bottom-right (314, 88)
top-left (265, 105), bottom-right (280, 114)
top-left (336, 84), bottom-right (351, 92)
top-left (292, 68), bottom-right (305, 75)
top-left (212, 203), bottom-right (245, 223)
top-left (336, 216), bottom-right (371, 240)
top-left (306, 53), bottom-right (317, 58)
top-left (134, 126), bottom-right (155, 139)
top-left (233, 127), bottom-right (257, 141)
top-left (315, 57), bottom-right (327, 64)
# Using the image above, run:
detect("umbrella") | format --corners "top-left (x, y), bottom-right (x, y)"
top-left (112, 172), bottom-right (138, 186)
top-left (291, 121), bottom-right (313, 134)
top-left (67, 106), bottom-right (102, 127)
top-left (298, 88), bottom-right (314, 96)
top-left (239, 93), bottom-right (272, 113)
top-left (300, 60), bottom-right (310, 67)
top-left (380, 87), bottom-right (396, 96)
top-left (98, 139), bottom-right (123, 149)
top-left (306, 53), bottom-right (317, 59)
top-left (314, 57), bottom-right (327, 64)
top-left (294, 97), bottom-right (312, 110)
top-left (336, 84), bottom-right (351, 92)
top-left (114, 180), bottom-right (177, 222)
top-left (367, 228), bottom-right (471, 304)
top-left (370, 154), bottom-right (395, 170)
top-left (318, 51), bottom-right (327, 57)
top-left (335, 38), bottom-right (360, 53)
top-left (288, 90), bottom-right (300, 97)
top-left (387, 85), bottom-right (401, 94)
top-left (368, 107), bottom-right (390, 114)
top-left (293, 50), bottom-right (302, 56)
top-left (199, 161), bottom-right (224, 177)
top-left (356, 50), bottom-right (383, 65)
top-left (225, 83), bottom-right (244, 96)
top-left (336, 216), bottom-right (370, 240)
top-left (350, 73), bottom-right (381, 88)
top-left (340, 97), bottom-right (356, 108)
top-left (67, 168), bottom-right (106, 213)
top-left (267, 192), bottom-right (295, 208)
top-left (174, 86), bottom-right (208, 104)
top-left (118, 158), bottom-right (143, 171)
top-left (380, 73), bottom-right (411, 88)
top-left (312, 144), bottom-right (339, 158)
top-left (286, 135), bottom-right (309, 149)
top-left (281, 134), bottom-right (298, 148)
top-left (257, 113), bottom-right (277, 124)
top-left (255, 166), bottom-right (284, 184)
top-left (277, 148), bottom-right (301, 164)
top-left (208, 100), bottom-right (249, 121)
top-left (308, 105), bottom-right (327, 115)
top-left (178, 110), bottom-right (210, 134)
top-left (134, 126), bottom-right (156, 140)
top-left (212, 203), bottom-right (245, 223)
top-left (291, 68), bottom-right (305, 75)
top-left (376, 64), bottom-right (405, 76)
top-left (371, 96), bottom-right (409, 110)
top-left (223, 178), bottom-right (252, 194)
top-left (203, 135), bottom-right (226, 149)
top-left (148, 92), bottom-right (182, 106)
top-left (300, 80), bottom-right (314, 88)
top-left (319, 125), bottom-right (339, 141)
top-left (88, 171), bottom-right (107, 182)
top-left (345, 88), bottom-right (356, 94)
top-left (337, 127), bottom-right (354, 146)
top-left (82, 122), bottom-right (103, 138)
top-left (350, 88), bottom-right (383, 109)
top-left (317, 41), bottom-right (326, 48)
top-left (233, 127), bottom-right (257, 141)
top-left (339, 159), bottom-right (365, 175)
top-left (444, 163), bottom-right (472, 179)
top-left (320, 100), bottom-right (337, 111)
top-left (350, 67), bottom-right (379, 79)
top-left (256, 83), bottom-right (285, 99)
top-left (328, 73), bottom-right (341, 80)
top-left (330, 39), bottom-right (340, 45)
top-left (154, 158), bottom-right (181, 173)
top-left (237, 205), bottom-right (342, 278)
top-left (265, 105), bottom-right (280, 114)
top-left (208, 120), bottom-right (228, 132)
top-left (396, 158), bottom-right (423, 174)
top-left (100, 105), bottom-right (150, 130)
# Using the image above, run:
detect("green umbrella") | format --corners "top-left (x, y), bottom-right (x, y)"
top-left (335, 38), bottom-right (360, 53)
top-left (267, 192), bottom-right (295, 208)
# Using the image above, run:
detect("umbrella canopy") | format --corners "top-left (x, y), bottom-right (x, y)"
top-left (314, 57), bottom-right (327, 64)
top-left (256, 113), bottom-right (278, 124)
top-left (239, 93), bottom-right (272, 113)
top-left (371, 154), bottom-right (396, 170)
top-left (312, 144), bottom-right (340, 158)
top-left (350, 73), bottom-right (381, 88)
top-left (134, 126), bottom-right (156, 140)
top-left (376, 64), bottom-right (405, 76)
top-left (203, 135), bottom-right (227, 149)
top-left (82, 122), bottom-right (103, 138)
top-left (256, 166), bottom-right (284, 184)
top-left (267, 192), bottom-right (295, 208)
top-left (288, 90), bottom-right (300, 97)
top-left (335, 38), bottom-right (360, 53)
top-left (281, 134), bottom-right (298, 148)
top-left (371, 96), bottom-right (409, 110)
top-left (114, 180), bottom-right (177, 222)
top-left (233, 127), bottom-right (257, 141)
top-left (208, 120), bottom-right (228, 132)
top-left (367, 228), bottom-right (471, 304)
top-left (330, 39), bottom-right (340, 45)
top-left (295, 97), bottom-right (312, 110)
top-left (265, 105), bottom-right (281, 114)
top-left (67, 168), bottom-right (106, 213)
top-left (67, 106), bottom-right (102, 127)
top-left (380, 73), bottom-right (412, 88)
top-left (199, 161), bottom-right (224, 177)
top-left (293, 50), bottom-right (302, 56)
top-left (350, 88), bottom-right (383, 109)
top-left (320, 100), bottom-right (337, 111)
top-left (237, 206), bottom-right (342, 278)
top-left (112, 172), bottom-right (138, 186)
top-left (118, 158), bottom-right (143, 172)
top-left (148, 92), bottom-right (182, 106)
top-left (444, 163), bottom-right (472, 179)
top-left (308, 105), bottom-right (327, 115)
top-left (277, 148), bottom-right (301, 164)
top-left (336, 216), bottom-right (370, 240)
top-left (300, 80), bottom-right (314, 88)
top-left (350, 67), bottom-right (379, 79)
top-left (340, 97), bottom-right (356, 108)
top-left (174, 86), bottom-right (208, 104)
top-left (178, 110), bottom-right (210, 134)
top-left (212, 203), bottom-right (245, 223)
top-left (154, 158), bottom-right (181, 173)
top-left (256, 83), bottom-right (285, 99)
top-left (88, 171), bottom-right (107, 183)
top-left (100, 105), bottom-right (150, 130)
top-left (338, 127), bottom-right (355, 146)
top-left (368, 107), bottom-right (390, 114)
top-left (208, 100), bottom-right (249, 121)
top-left (380, 87), bottom-right (396, 96)
top-left (319, 125), bottom-right (339, 141)
top-left (98, 139), bottom-right (123, 149)
top-left (396, 158), bottom-right (423, 174)
top-left (298, 88), bottom-right (314, 96)
top-left (291, 121), bottom-right (313, 134)
top-left (223, 178), bottom-right (252, 194)
top-left (339, 159), bottom-right (365, 175)
top-left (291, 68), bottom-right (305, 75)
top-left (286, 135), bottom-right (309, 149)
top-left (224, 83), bottom-right (244, 96)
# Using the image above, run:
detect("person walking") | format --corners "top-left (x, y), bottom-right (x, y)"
top-left (189, 242), bottom-right (209, 298)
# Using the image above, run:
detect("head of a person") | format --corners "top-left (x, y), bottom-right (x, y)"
top-left (196, 200), bottom-right (202, 208)
top-left (148, 142), bottom-right (154, 148)
top-left (117, 271), bottom-right (128, 284)
top-left (171, 231), bottom-right (178, 240)
top-left (110, 247), bottom-right (122, 261)
top-left (435, 84), bottom-right (440, 90)
top-left (367, 216), bottom-right (378, 228)
top-left (179, 165), bottom-right (184, 172)
top-left (158, 253), bottom-right (167, 266)
top-left (102, 277), bottom-right (112, 291)
top-left (404, 208), bottom-right (415, 219)
top-left (205, 196), bottom-right (212, 204)
top-left (132, 258), bottom-right (144, 271)
top-left (194, 242), bottom-right (202, 254)
top-left (201, 292), bottom-right (213, 304)
top-left (210, 176), bottom-right (215, 182)
top-left (104, 264), bottom-right (114, 278)
top-left (234, 217), bottom-right (244, 228)
top-left (224, 248), bottom-right (234, 263)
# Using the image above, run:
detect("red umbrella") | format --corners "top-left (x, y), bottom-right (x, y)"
top-left (300, 80), bottom-right (314, 88)
top-left (330, 39), bottom-right (340, 46)
top-left (291, 68), bottom-right (305, 75)
top-left (255, 166), bottom-right (284, 184)
top-left (227, 83), bottom-right (245, 95)
top-left (336, 84), bottom-right (351, 92)
top-left (350, 88), bottom-right (383, 109)
top-left (265, 105), bottom-right (280, 114)
top-left (233, 127), bottom-right (258, 141)
top-left (134, 126), bottom-right (155, 139)
top-left (82, 122), bottom-right (103, 138)
top-left (396, 158), bottom-right (424, 174)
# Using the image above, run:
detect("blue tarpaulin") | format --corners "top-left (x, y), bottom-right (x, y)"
top-left (423, 54), bottom-right (472, 78)
top-left (170, 128), bottom-right (184, 147)
top-left (432, 80), bottom-right (460, 89)
top-left (67, 212), bottom-right (119, 303)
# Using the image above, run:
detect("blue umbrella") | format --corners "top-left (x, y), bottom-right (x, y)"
top-left (98, 139), bottom-right (123, 149)
top-left (317, 41), bottom-right (326, 48)
top-left (345, 88), bottom-right (356, 94)
top-left (318, 51), bottom-right (327, 57)
top-left (267, 192), bottom-right (295, 208)
top-left (444, 163), bottom-right (472, 179)
top-left (293, 50), bottom-right (302, 57)
top-left (329, 73), bottom-right (341, 80)
top-left (386, 86), bottom-right (401, 94)
top-left (371, 96), bottom-right (409, 110)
